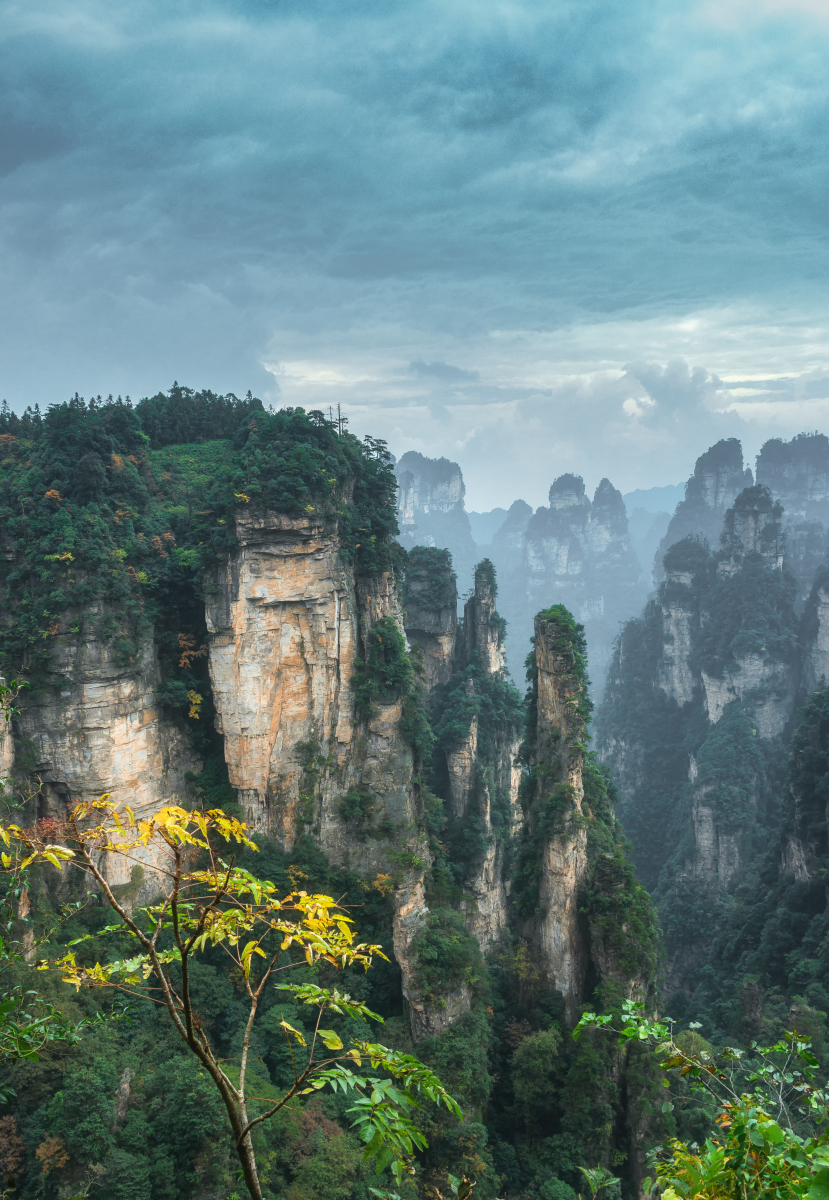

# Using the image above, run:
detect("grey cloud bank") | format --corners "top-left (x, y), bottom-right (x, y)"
top-left (2, 0), bottom-right (829, 506)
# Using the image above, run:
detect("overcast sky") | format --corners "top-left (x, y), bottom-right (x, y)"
top-left (3, 0), bottom-right (829, 509)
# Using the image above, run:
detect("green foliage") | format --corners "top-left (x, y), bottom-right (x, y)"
top-left (577, 1001), bottom-right (829, 1200)
top-left (579, 758), bottom-right (661, 985)
top-left (409, 910), bottom-right (484, 1004)
top-left (0, 390), bottom-right (403, 681)
top-left (338, 786), bottom-right (394, 841)
top-left (403, 547), bottom-right (457, 611)
top-left (698, 557), bottom-right (797, 674)
top-left (512, 1026), bottom-right (564, 1132)
top-left (135, 383), bottom-right (264, 447)
top-left (534, 604), bottom-right (593, 724)
top-left (352, 616), bottom-right (434, 764)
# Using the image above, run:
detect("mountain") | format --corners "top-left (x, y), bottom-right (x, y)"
top-left (653, 438), bottom-right (754, 579)
top-left (596, 432), bottom-right (829, 1035)
top-left (491, 474), bottom-right (647, 699)
top-left (394, 450), bottom-right (478, 595)
top-left (395, 455), bottom-right (648, 697)
top-left (0, 389), bottom-right (659, 1200)
top-left (756, 432), bottom-right (829, 605)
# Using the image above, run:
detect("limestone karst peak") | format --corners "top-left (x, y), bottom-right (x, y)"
top-left (717, 483), bottom-right (785, 575)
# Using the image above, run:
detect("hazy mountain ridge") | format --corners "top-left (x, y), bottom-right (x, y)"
top-left (595, 432), bottom-right (829, 1039)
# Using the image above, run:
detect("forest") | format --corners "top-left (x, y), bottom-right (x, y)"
top-left (0, 389), bottom-right (828, 1200)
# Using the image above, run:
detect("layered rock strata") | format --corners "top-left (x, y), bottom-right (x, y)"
top-left (12, 605), bottom-right (199, 895)
top-left (204, 507), bottom-right (444, 1037)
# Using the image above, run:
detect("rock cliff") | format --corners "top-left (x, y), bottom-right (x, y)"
top-left (402, 546), bottom-right (457, 691)
top-left (525, 608), bottom-right (590, 1019)
top-left (514, 604), bottom-right (657, 1024)
top-left (655, 438), bottom-right (753, 577)
top-left (756, 433), bottom-right (829, 606)
top-left (12, 607), bottom-right (199, 897)
top-left (394, 451), bottom-right (477, 594)
top-left (597, 484), bottom-right (800, 992)
top-left (425, 557), bottom-right (523, 953)
top-left (204, 505), bottom-right (447, 1039)
top-left (492, 475), bottom-right (645, 701)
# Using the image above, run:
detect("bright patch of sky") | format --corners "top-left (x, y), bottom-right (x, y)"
top-left (2, 0), bottom-right (829, 507)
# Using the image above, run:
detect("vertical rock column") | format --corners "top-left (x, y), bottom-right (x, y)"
top-left (205, 507), bottom-right (435, 1035)
top-left (524, 607), bottom-right (590, 1022)
top-left (453, 561), bottom-right (522, 951)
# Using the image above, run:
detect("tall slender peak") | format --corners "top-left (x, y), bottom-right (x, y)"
top-left (462, 558), bottom-right (506, 677)
top-left (717, 484), bottom-right (785, 575)
top-left (402, 546), bottom-right (458, 692)
top-left (548, 473), bottom-right (589, 512)
top-left (656, 438), bottom-right (753, 576)
top-left (590, 477), bottom-right (628, 539)
top-left (533, 605), bottom-right (591, 776)
top-left (518, 605), bottom-right (591, 1021)
top-left (394, 451), bottom-right (477, 593)
top-left (395, 450), bottom-right (465, 520)
top-left (522, 475), bottom-right (644, 697)
top-left (492, 497), bottom-right (533, 550)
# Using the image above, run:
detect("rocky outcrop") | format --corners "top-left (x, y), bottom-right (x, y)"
top-left (11, 605), bottom-right (199, 895)
top-left (426, 558), bottom-right (523, 953)
top-left (656, 546), bottom-right (704, 707)
top-left (516, 476), bottom-right (645, 698)
top-left (532, 612), bottom-right (589, 1019)
top-left (598, 484), bottom-right (803, 988)
top-left (204, 506), bottom-right (442, 1037)
top-left (656, 438), bottom-right (753, 576)
top-left (394, 451), bottom-right (477, 593)
top-left (512, 608), bottom-right (593, 1021)
top-left (717, 485), bottom-right (785, 574)
top-left (756, 433), bottom-right (829, 606)
top-left (802, 568), bottom-right (829, 694)
top-left (402, 547), bottom-right (457, 692)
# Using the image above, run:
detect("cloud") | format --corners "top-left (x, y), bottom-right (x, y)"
top-left (409, 360), bottom-right (480, 382)
top-left (1, 0), bottom-right (829, 506)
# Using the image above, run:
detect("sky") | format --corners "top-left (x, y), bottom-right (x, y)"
top-left (3, 0), bottom-right (829, 509)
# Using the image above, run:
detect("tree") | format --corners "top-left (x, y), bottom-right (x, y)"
top-left (3, 798), bottom-right (461, 1200)
top-left (0, 678), bottom-right (95, 1071)
top-left (575, 1000), bottom-right (829, 1199)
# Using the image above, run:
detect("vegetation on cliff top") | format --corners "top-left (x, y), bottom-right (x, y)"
top-left (0, 387), bottom-right (402, 681)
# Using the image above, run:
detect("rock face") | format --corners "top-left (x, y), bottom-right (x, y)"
top-left (424, 557), bottom-right (523, 953)
top-left (656, 439), bottom-right (753, 576)
top-left (493, 475), bottom-right (645, 700)
top-left (204, 507), bottom-right (448, 1039)
top-left (529, 610), bottom-right (589, 1020)
top-left (402, 547), bottom-right (457, 691)
top-left (756, 433), bottom-right (829, 606)
top-left (205, 508), bottom-right (412, 854)
top-left (802, 568), bottom-right (829, 694)
top-left (454, 564), bottom-right (521, 951)
top-left (12, 606), bottom-right (200, 896)
top-left (597, 485), bottom-right (800, 990)
top-left (395, 452), bottom-right (477, 594)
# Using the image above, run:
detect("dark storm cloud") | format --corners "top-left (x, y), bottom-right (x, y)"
top-left (2, 0), bottom-right (829, 502)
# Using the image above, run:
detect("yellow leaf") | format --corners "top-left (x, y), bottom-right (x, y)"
top-left (318, 1029), bottom-right (344, 1050)
top-left (279, 1019), bottom-right (306, 1046)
